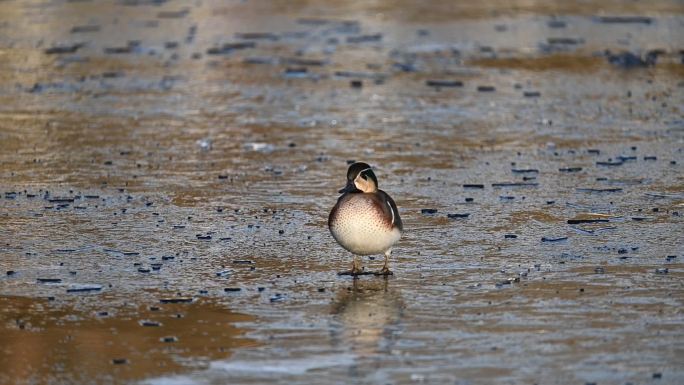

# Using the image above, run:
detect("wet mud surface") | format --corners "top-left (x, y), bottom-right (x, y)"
top-left (0, 0), bottom-right (683, 384)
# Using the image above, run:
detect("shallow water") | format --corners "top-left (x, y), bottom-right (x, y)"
top-left (0, 0), bottom-right (683, 384)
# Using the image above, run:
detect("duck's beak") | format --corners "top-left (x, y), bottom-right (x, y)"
top-left (338, 180), bottom-right (355, 194)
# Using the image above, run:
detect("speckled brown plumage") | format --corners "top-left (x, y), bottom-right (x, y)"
top-left (329, 192), bottom-right (401, 255)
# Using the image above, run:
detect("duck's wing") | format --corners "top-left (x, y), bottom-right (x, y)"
top-left (377, 190), bottom-right (403, 231)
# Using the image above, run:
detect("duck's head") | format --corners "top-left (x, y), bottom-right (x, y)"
top-left (339, 162), bottom-right (378, 193)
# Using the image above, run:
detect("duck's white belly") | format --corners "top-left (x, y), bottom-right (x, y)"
top-left (330, 196), bottom-right (401, 255)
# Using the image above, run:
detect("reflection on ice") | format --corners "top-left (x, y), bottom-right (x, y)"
top-left (331, 279), bottom-right (403, 357)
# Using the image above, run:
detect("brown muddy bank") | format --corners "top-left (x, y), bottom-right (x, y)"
top-left (0, 0), bottom-right (683, 384)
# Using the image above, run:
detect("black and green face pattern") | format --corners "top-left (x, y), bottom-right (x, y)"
top-left (347, 162), bottom-right (378, 187)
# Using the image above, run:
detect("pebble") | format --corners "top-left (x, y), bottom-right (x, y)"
top-left (37, 278), bottom-right (62, 283)
top-left (44, 43), bottom-right (84, 55)
top-left (159, 297), bottom-right (193, 304)
top-left (235, 32), bottom-right (279, 41)
top-left (426, 80), bottom-right (463, 88)
top-left (244, 56), bottom-right (274, 64)
top-left (157, 9), bottom-right (189, 19)
top-left (547, 20), bottom-right (566, 28)
top-left (576, 188), bottom-right (623, 193)
top-left (104, 41), bottom-right (140, 54)
top-left (567, 219), bottom-right (609, 224)
top-left (70, 25), bottom-right (101, 33)
top-left (596, 16), bottom-right (652, 24)
top-left (393, 62), bottom-right (417, 72)
top-left (421, 208), bottom-right (438, 214)
top-left (606, 51), bottom-right (657, 68)
top-left (206, 42), bottom-right (256, 55)
top-left (282, 58), bottom-right (326, 66)
top-left (547, 37), bottom-right (583, 45)
top-left (232, 260), bottom-right (254, 265)
top-left (655, 268), bottom-right (669, 275)
top-left (492, 182), bottom-right (538, 187)
top-left (334, 71), bottom-right (384, 80)
top-left (559, 167), bottom-right (582, 172)
top-left (596, 160), bottom-right (624, 166)
top-left (283, 67), bottom-right (308, 78)
top-left (495, 277), bottom-right (520, 287)
top-left (139, 320), bottom-right (161, 327)
top-left (48, 197), bottom-right (75, 203)
top-left (541, 236), bottom-right (568, 242)
top-left (111, 358), bottom-right (128, 365)
top-left (617, 155), bottom-right (637, 162)
top-left (346, 34), bottom-right (382, 43)
top-left (270, 293), bottom-right (287, 302)
top-left (447, 213), bottom-right (470, 219)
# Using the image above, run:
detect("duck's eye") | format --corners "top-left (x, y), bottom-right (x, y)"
top-left (361, 174), bottom-right (368, 180)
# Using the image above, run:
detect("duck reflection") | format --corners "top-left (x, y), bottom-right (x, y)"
top-left (330, 279), bottom-right (404, 356)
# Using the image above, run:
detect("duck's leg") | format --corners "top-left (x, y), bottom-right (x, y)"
top-left (351, 255), bottom-right (363, 275)
top-left (376, 248), bottom-right (394, 276)
top-left (338, 255), bottom-right (367, 276)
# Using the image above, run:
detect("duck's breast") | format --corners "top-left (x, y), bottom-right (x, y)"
top-left (329, 194), bottom-right (401, 255)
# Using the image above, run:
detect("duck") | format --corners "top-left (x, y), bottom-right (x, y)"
top-left (328, 162), bottom-right (403, 276)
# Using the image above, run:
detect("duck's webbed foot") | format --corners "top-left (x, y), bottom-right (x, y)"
top-left (338, 255), bottom-right (372, 277)
top-left (338, 270), bottom-right (375, 276)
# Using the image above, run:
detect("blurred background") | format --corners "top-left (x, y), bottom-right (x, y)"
top-left (0, 1), bottom-right (682, 384)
